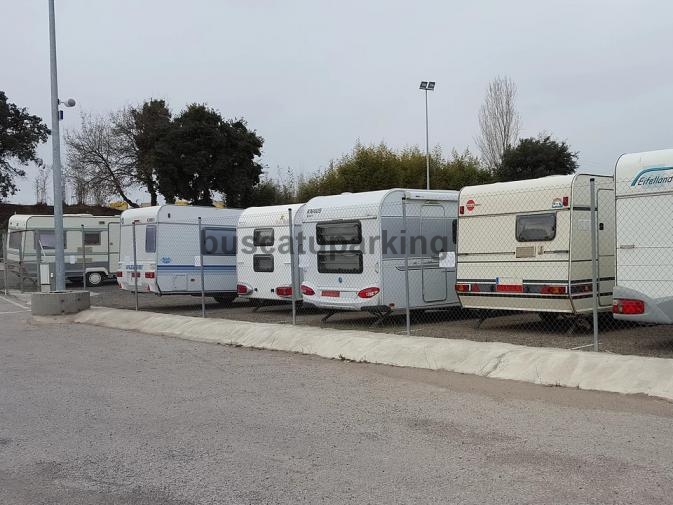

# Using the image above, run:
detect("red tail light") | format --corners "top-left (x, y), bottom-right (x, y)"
top-left (541, 285), bottom-right (567, 295)
top-left (275, 286), bottom-right (293, 298)
top-left (116, 271), bottom-right (123, 278)
top-left (144, 271), bottom-right (155, 279)
top-left (562, 196), bottom-right (569, 207)
top-left (300, 284), bottom-right (315, 296)
top-left (496, 284), bottom-right (524, 293)
top-left (613, 299), bottom-right (645, 315)
top-left (237, 284), bottom-right (252, 295)
top-left (357, 287), bottom-right (380, 299)
top-left (455, 283), bottom-right (470, 292)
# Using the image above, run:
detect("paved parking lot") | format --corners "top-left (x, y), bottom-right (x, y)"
top-left (89, 284), bottom-right (673, 358)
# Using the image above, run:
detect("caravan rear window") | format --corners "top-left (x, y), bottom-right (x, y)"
top-left (253, 228), bottom-right (274, 247)
top-left (317, 251), bottom-right (363, 274)
top-left (8, 231), bottom-right (21, 250)
top-left (316, 221), bottom-right (362, 245)
top-left (145, 225), bottom-right (156, 253)
top-left (516, 213), bottom-right (556, 242)
top-left (253, 254), bottom-right (274, 272)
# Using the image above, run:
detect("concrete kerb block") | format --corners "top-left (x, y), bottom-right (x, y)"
top-left (31, 291), bottom-right (90, 316)
top-left (67, 307), bottom-right (673, 402)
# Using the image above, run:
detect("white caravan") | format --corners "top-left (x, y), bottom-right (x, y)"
top-left (117, 205), bottom-right (242, 302)
top-left (299, 189), bottom-right (460, 322)
top-left (236, 203), bottom-right (305, 303)
top-left (456, 174), bottom-right (615, 319)
top-left (613, 149), bottom-right (673, 323)
top-left (5, 214), bottom-right (120, 286)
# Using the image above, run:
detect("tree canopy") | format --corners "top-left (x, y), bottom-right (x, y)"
top-left (0, 91), bottom-right (50, 199)
top-left (155, 104), bottom-right (264, 206)
top-left (498, 135), bottom-right (578, 182)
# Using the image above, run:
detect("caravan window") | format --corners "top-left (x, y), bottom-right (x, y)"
top-left (452, 219), bottom-right (457, 245)
top-left (253, 228), bottom-right (274, 247)
top-left (37, 230), bottom-right (67, 250)
top-left (8, 231), bottom-right (21, 250)
top-left (84, 231), bottom-right (101, 246)
top-left (145, 225), bottom-right (156, 253)
top-left (317, 251), bottom-right (363, 274)
top-left (316, 221), bottom-right (362, 245)
top-left (253, 254), bottom-right (274, 272)
top-left (202, 227), bottom-right (236, 256)
top-left (516, 213), bottom-right (556, 242)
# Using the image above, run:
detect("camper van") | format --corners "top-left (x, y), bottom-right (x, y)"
top-left (456, 174), bottom-right (615, 319)
top-left (613, 149), bottom-right (673, 323)
top-left (299, 189), bottom-right (460, 321)
top-left (117, 205), bottom-right (242, 302)
top-left (236, 203), bottom-right (305, 304)
top-left (5, 214), bottom-right (120, 286)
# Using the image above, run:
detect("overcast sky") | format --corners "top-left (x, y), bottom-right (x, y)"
top-left (3, 0), bottom-right (673, 204)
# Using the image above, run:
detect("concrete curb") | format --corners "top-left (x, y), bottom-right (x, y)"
top-left (64, 307), bottom-right (673, 401)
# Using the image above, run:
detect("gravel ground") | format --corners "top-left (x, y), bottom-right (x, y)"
top-left (2, 298), bottom-right (673, 504)
top-left (87, 284), bottom-right (673, 358)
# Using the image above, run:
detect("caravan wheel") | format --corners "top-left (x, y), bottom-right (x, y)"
top-left (86, 271), bottom-right (104, 287)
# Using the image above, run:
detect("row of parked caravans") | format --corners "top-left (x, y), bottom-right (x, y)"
top-left (5, 149), bottom-right (670, 325)
top-left (113, 148), bottom-right (673, 326)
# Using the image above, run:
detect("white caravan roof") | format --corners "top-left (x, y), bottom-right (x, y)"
top-left (237, 203), bottom-right (305, 228)
top-left (303, 189), bottom-right (459, 222)
top-left (615, 148), bottom-right (673, 197)
top-left (460, 173), bottom-right (611, 215)
top-left (120, 205), bottom-right (241, 226)
top-left (8, 214), bottom-right (119, 230)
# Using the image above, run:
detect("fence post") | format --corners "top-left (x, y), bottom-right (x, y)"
top-left (19, 232), bottom-right (25, 293)
top-left (589, 177), bottom-right (599, 351)
top-left (288, 208), bottom-right (297, 325)
top-left (402, 196), bottom-right (411, 336)
top-left (36, 233), bottom-right (42, 289)
top-left (198, 217), bottom-right (206, 318)
top-left (3, 232), bottom-right (8, 296)
top-left (132, 221), bottom-right (139, 311)
top-left (81, 224), bottom-right (87, 289)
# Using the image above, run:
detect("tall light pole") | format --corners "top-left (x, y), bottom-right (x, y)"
top-left (419, 81), bottom-right (435, 190)
top-left (48, 0), bottom-right (75, 291)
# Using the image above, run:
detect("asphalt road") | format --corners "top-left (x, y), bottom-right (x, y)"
top-left (1, 295), bottom-right (673, 504)
top-left (87, 284), bottom-right (673, 358)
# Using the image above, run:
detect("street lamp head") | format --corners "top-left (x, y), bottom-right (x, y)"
top-left (419, 81), bottom-right (428, 90)
top-left (60, 98), bottom-right (76, 107)
top-left (427, 81), bottom-right (436, 91)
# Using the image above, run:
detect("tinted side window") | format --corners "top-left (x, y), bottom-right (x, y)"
top-left (317, 251), bottom-right (363, 274)
top-left (145, 225), bottom-right (157, 253)
top-left (516, 213), bottom-right (556, 242)
top-left (37, 230), bottom-right (67, 250)
top-left (8, 231), bottom-right (21, 250)
top-left (253, 228), bottom-right (274, 247)
top-left (452, 219), bottom-right (457, 245)
top-left (84, 231), bottom-right (101, 246)
top-left (253, 254), bottom-right (274, 272)
top-left (201, 227), bottom-right (236, 256)
top-left (316, 221), bottom-right (362, 245)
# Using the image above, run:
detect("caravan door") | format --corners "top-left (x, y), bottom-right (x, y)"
top-left (597, 188), bottom-right (615, 307)
top-left (420, 204), bottom-right (447, 303)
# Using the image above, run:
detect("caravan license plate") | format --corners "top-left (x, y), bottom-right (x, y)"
top-left (322, 290), bottom-right (340, 297)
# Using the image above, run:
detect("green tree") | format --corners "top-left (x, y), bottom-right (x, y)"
top-left (497, 135), bottom-right (578, 182)
top-left (155, 104), bottom-right (263, 206)
top-left (0, 91), bottom-right (50, 198)
top-left (113, 99), bottom-right (172, 206)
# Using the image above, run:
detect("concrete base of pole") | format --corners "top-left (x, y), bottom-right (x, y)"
top-left (31, 291), bottom-right (90, 316)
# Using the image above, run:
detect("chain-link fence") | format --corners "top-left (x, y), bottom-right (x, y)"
top-left (7, 179), bottom-right (673, 359)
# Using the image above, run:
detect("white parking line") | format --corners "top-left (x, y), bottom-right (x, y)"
top-left (0, 295), bottom-right (29, 311)
top-left (0, 310), bottom-right (28, 315)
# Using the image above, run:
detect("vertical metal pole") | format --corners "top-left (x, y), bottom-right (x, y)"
top-left (288, 208), bottom-right (297, 325)
top-left (3, 232), bottom-right (8, 295)
top-left (589, 178), bottom-right (599, 351)
top-left (81, 224), bottom-right (86, 289)
top-left (36, 233), bottom-right (42, 289)
top-left (132, 222), bottom-right (139, 311)
top-left (198, 217), bottom-right (205, 318)
top-left (402, 197), bottom-right (411, 336)
top-left (424, 89), bottom-right (430, 190)
top-left (48, 0), bottom-right (65, 291)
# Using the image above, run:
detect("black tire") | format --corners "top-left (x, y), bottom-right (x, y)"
top-left (85, 271), bottom-right (105, 287)
top-left (538, 312), bottom-right (560, 324)
top-left (213, 294), bottom-right (237, 305)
